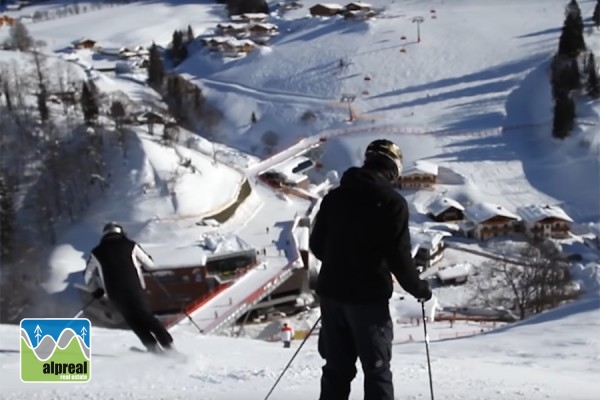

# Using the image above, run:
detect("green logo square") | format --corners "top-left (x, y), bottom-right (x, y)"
top-left (20, 318), bottom-right (92, 383)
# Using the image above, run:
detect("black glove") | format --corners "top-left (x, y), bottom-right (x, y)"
top-left (91, 288), bottom-right (105, 299)
top-left (414, 280), bottom-right (432, 303)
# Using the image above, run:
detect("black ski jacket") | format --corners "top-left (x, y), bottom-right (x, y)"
top-left (84, 233), bottom-right (154, 305)
top-left (309, 166), bottom-right (426, 304)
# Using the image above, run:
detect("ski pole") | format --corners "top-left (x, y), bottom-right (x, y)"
top-left (264, 316), bottom-right (321, 400)
top-left (73, 288), bottom-right (105, 318)
top-left (421, 301), bottom-right (435, 400)
top-left (146, 270), bottom-right (204, 334)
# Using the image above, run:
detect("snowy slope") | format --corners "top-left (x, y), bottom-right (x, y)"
top-left (1, 293), bottom-right (599, 400)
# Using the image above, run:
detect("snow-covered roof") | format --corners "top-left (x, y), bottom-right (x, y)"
top-left (142, 233), bottom-right (253, 269)
top-left (409, 226), bottom-right (450, 250)
top-left (143, 244), bottom-right (209, 269)
top-left (516, 204), bottom-right (573, 223)
top-left (224, 38), bottom-right (256, 47)
top-left (346, 2), bottom-right (372, 7)
top-left (401, 160), bottom-right (439, 177)
top-left (72, 38), bottom-right (96, 45)
top-left (463, 202), bottom-right (520, 224)
top-left (216, 22), bottom-right (248, 30)
top-left (250, 23), bottom-right (278, 30)
top-left (233, 12), bottom-right (269, 20)
top-left (437, 263), bottom-right (472, 281)
top-left (313, 3), bottom-right (345, 9)
top-left (204, 36), bottom-right (231, 44)
top-left (427, 197), bottom-right (465, 217)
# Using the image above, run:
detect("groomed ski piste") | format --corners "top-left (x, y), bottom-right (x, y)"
top-left (1, 0), bottom-right (599, 398)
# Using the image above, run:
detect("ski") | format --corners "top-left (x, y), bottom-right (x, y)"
top-left (129, 346), bottom-right (189, 362)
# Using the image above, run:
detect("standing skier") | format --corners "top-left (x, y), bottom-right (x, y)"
top-left (83, 222), bottom-right (175, 354)
top-left (309, 139), bottom-right (432, 400)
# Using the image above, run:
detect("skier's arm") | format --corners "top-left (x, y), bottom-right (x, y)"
top-left (134, 244), bottom-right (155, 270)
top-left (83, 254), bottom-right (100, 285)
top-left (385, 197), bottom-right (424, 298)
top-left (309, 197), bottom-right (328, 260)
top-left (132, 244), bottom-right (154, 290)
top-left (83, 254), bottom-right (105, 293)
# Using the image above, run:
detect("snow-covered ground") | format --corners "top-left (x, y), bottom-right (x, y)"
top-left (1, 0), bottom-right (599, 396)
top-left (1, 292), bottom-right (599, 399)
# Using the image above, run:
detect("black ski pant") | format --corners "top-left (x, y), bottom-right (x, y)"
top-left (111, 292), bottom-right (173, 352)
top-left (318, 296), bottom-right (394, 400)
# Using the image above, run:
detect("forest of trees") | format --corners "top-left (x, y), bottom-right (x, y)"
top-left (550, 0), bottom-right (600, 139)
top-left (0, 23), bottom-right (136, 322)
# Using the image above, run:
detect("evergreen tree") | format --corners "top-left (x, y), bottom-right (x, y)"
top-left (552, 93), bottom-right (576, 139)
top-left (593, 0), bottom-right (600, 27)
top-left (0, 171), bottom-right (16, 260)
top-left (586, 53), bottom-right (600, 99)
top-left (251, 111), bottom-right (257, 123)
top-left (558, 10), bottom-right (586, 57)
top-left (80, 82), bottom-right (99, 124)
top-left (147, 43), bottom-right (165, 89)
top-left (551, 56), bottom-right (581, 98)
top-left (187, 25), bottom-right (194, 42)
top-left (565, 0), bottom-right (581, 19)
top-left (170, 30), bottom-right (188, 65)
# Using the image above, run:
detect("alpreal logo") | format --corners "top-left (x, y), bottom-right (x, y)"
top-left (20, 318), bottom-right (91, 383)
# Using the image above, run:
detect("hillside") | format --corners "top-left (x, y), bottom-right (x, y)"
top-left (0, 0), bottom-right (599, 398)
top-left (0, 292), bottom-right (598, 399)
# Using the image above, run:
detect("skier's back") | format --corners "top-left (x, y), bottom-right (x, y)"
top-left (84, 222), bottom-right (174, 353)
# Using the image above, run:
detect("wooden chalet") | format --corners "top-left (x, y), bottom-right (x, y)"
top-left (248, 23), bottom-right (279, 36)
top-left (343, 9), bottom-right (377, 20)
top-left (73, 38), bottom-right (97, 50)
top-left (309, 3), bottom-right (345, 17)
top-left (344, 2), bottom-right (372, 11)
top-left (427, 197), bottom-right (465, 222)
top-left (462, 202), bottom-right (521, 241)
top-left (231, 13), bottom-right (269, 23)
top-left (516, 204), bottom-right (573, 239)
top-left (222, 39), bottom-right (256, 55)
top-left (202, 37), bottom-right (230, 51)
top-left (410, 227), bottom-right (449, 269)
top-left (397, 160), bottom-right (438, 190)
top-left (215, 22), bottom-right (249, 36)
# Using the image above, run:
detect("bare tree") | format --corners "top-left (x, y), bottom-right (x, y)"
top-left (8, 21), bottom-right (33, 51)
top-left (472, 240), bottom-right (578, 319)
top-left (32, 51), bottom-right (49, 123)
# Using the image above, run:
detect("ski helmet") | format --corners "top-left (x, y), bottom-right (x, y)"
top-left (364, 139), bottom-right (403, 180)
top-left (102, 221), bottom-right (123, 236)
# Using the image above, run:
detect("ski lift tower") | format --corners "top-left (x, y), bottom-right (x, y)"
top-left (412, 16), bottom-right (425, 43)
top-left (340, 93), bottom-right (357, 122)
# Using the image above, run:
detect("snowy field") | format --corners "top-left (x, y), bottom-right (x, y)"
top-left (0, 292), bottom-right (599, 400)
top-left (0, 0), bottom-right (599, 397)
